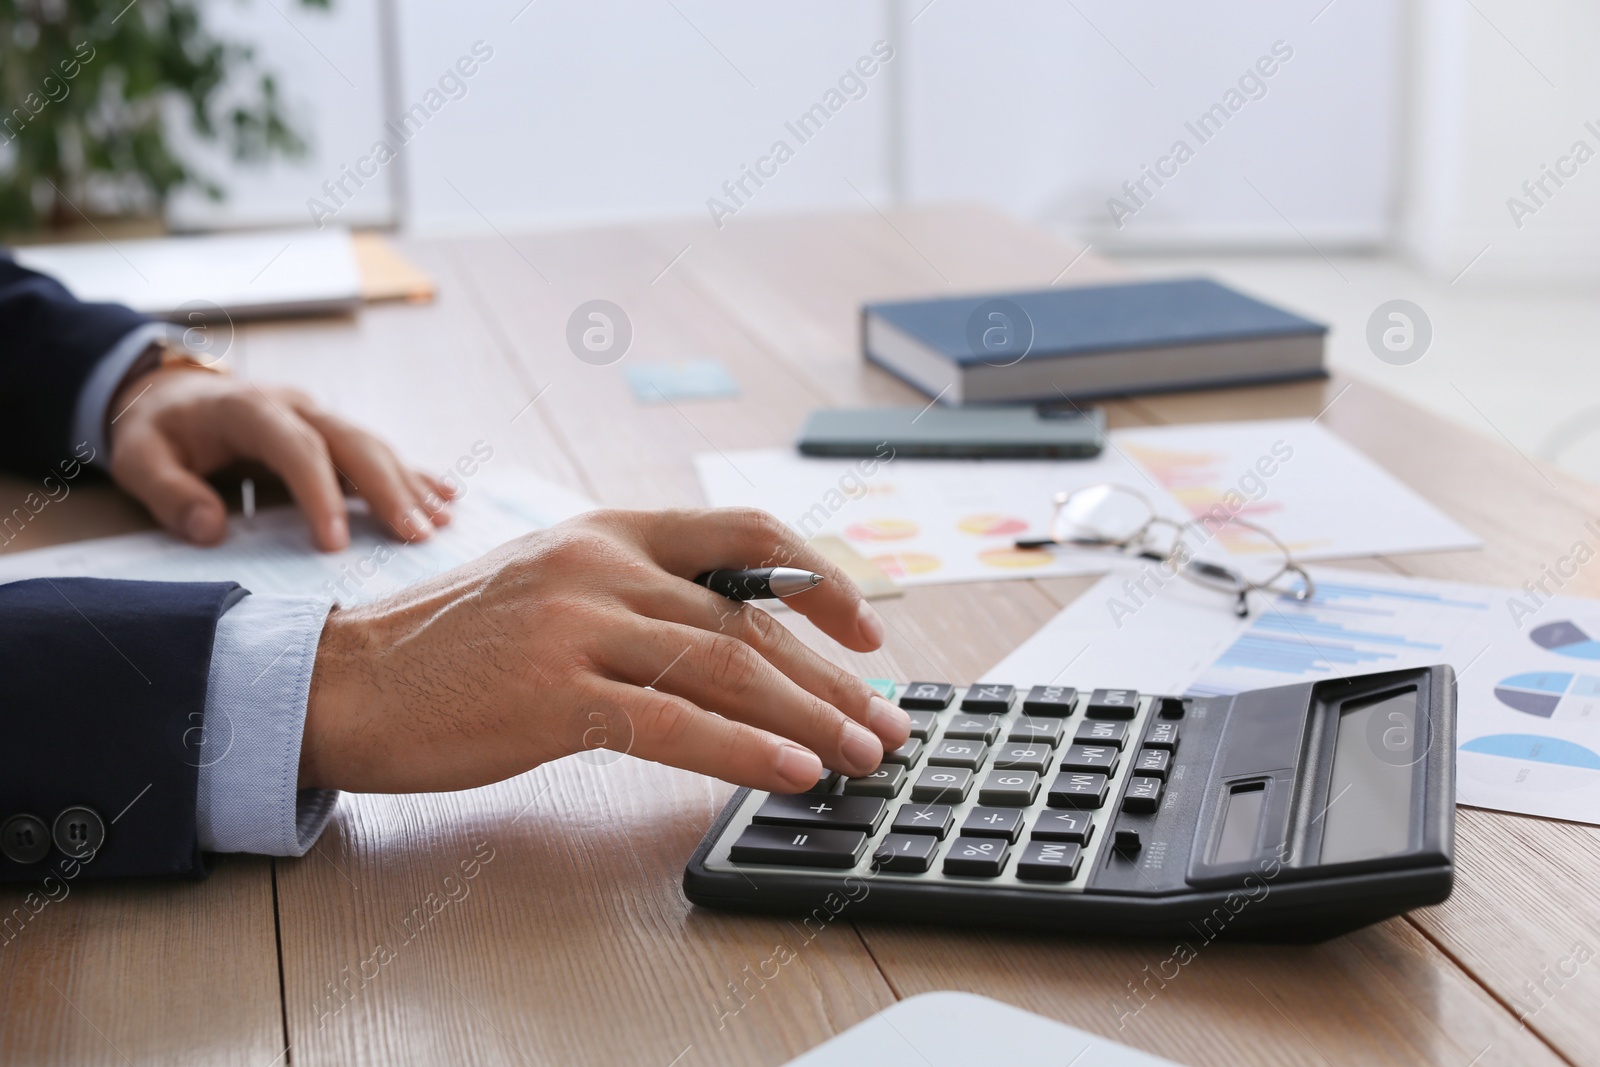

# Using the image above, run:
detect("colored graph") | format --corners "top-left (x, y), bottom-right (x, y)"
top-left (1460, 734), bottom-right (1600, 794)
top-left (978, 545), bottom-right (1053, 569)
top-left (845, 518), bottom-right (918, 542)
top-left (957, 513), bottom-right (1029, 537)
top-left (1494, 672), bottom-right (1600, 721)
top-left (1120, 441), bottom-right (1305, 557)
top-left (871, 551), bottom-right (941, 577)
top-left (1188, 578), bottom-right (1490, 696)
top-left (1531, 620), bottom-right (1600, 660)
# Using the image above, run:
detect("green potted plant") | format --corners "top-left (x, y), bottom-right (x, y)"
top-left (1, 0), bottom-right (326, 236)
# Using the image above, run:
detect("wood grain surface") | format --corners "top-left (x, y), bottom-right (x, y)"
top-left (7, 205), bottom-right (1598, 1066)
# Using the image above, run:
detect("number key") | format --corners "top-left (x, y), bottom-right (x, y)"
top-left (978, 770), bottom-right (1040, 807)
top-left (843, 763), bottom-right (906, 798)
top-left (993, 744), bottom-right (1051, 774)
top-left (883, 737), bottom-right (925, 767)
top-left (943, 715), bottom-right (1002, 743)
top-left (912, 767), bottom-right (973, 803)
top-left (1007, 716), bottom-right (1065, 746)
top-left (906, 710), bottom-right (940, 741)
top-left (929, 739), bottom-right (988, 770)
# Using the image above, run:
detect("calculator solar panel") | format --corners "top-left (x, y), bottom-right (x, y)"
top-left (684, 666), bottom-right (1456, 941)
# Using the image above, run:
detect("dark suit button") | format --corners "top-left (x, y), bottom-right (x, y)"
top-left (2, 814), bottom-right (51, 864)
top-left (52, 807), bottom-right (106, 860)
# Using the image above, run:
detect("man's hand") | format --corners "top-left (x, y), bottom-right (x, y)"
top-left (109, 367), bottom-right (455, 550)
top-left (300, 509), bottom-right (910, 795)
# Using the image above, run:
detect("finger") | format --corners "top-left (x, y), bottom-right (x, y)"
top-left (110, 429), bottom-right (229, 545)
top-left (409, 470), bottom-right (453, 526)
top-left (602, 616), bottom-right (887, 777)
top-left (587, 678), bottom-right (825, 793)
top-left (633, 577), bottom-right (909, 749)
top-left (221, 397), bottom-right (349, 550)
top-left (633, 508), bottom-right (886, 653)
top-left (298, 410), bottom-right (434, 543)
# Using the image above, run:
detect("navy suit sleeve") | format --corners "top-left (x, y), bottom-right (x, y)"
top-left (0, 253), bottom-right (151, 477)
top-left (0, 577), bottom-right (244, 882)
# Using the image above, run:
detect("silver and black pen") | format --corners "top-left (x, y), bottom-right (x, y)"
top-left (694, 567), bottom-right (825, 601)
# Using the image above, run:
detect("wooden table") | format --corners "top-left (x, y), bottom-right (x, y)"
top-left (5, 206), bottom-right (1599, 1067)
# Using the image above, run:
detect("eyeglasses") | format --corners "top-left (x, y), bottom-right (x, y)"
top-left (1015, 483), bottom-right (1314, 617)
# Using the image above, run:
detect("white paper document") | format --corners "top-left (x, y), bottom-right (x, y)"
top-left (0, 468), bottom-right (594, 603)
top-left (989, 565), bottom-right (1600, 825)
top-left (11, 228), bottom-right (362, 319)
top-left (695, 419), bottom-right (1481, 588)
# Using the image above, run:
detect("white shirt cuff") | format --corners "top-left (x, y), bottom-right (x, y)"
top-left (70, 321), bottom-right (171, 470)
top-left (195, 593), bottom-right (339, 856)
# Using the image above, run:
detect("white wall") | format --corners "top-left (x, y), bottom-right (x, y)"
top-left (165, 0), bottom-right (1404, 249)
top-left (1401, 0), bottom-right (1600, 286)
top-left (901, 0), bottom-right (1400, 250)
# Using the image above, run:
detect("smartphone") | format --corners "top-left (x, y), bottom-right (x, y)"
top-left (796, 404), bottom-right (1105, 459)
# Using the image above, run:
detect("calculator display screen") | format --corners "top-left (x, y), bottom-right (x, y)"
top-left (1319, 689), bottom-right (1418, 865)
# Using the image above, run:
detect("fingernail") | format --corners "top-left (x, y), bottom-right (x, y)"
top-left (183, 504), bottom-right (219, 543)
top-left (408, 507), bottom-right (432, 539)
top-left (867, 695), bottom-right (911, 748)
top-left (841, 721), bottom-right (882, 774)
top-left (856, 600), bottom-right (885, 647)
top-left (776, 744), bottom-right (823, 790)
top-left (326, 515), bottom-right (348, 549)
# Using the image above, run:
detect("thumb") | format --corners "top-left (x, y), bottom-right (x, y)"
top-left (111, 431), bottom-right (229, 545)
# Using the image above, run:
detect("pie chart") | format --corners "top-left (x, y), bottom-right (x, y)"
top-left (871, 551), bottom-right (941, 577)
top-left (1530, 620), bottom-right (1600, 660)
top-left (1493, 671), bottom-right (1600, 721)
top-left (845, 518), bottom-right (918, 542)
top-left (957, 513), bottom-right (1030, 537)
top-left (1459, 733), bottom-right (1600, 793)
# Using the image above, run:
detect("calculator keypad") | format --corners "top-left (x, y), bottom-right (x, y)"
top-left (712, 683), bottom-right (1177, 893)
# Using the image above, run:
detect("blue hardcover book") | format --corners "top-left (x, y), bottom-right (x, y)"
top-left (862, 277), bottom-right (1327, 404)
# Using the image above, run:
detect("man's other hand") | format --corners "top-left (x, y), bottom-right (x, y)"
top-left (109, 368), bottom-right (455, 550)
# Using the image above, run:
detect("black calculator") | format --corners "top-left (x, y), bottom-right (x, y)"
top-left (684, 666), bottom-right (1456, 941)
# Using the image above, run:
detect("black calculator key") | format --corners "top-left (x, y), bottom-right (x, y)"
top-left (1133, 747), bottom-right (1171, 780)
top-left (1007, 717), bottom-right (1065, 746)
top-left (891, 802), bottom-right (954, 839)
top-left (900, 682), bottom-right (954, 710)
top-left (1122, 776), bottom-right (1164, 813)
top-left (993, 744), bottom-right (1052, 774)
top-left (872, 833), bottom-right (939, 873)
top-left (978, 770), bottom-right (1040, 807)
top-left (1060, 744), bottom-right (1120, 775)
top-left (1031, 810), bottom-right (1094, 844)
top-left (961, 806), bottom-right (1025, 841)
top-left (805, 770), bottom-right (842, 794)
top-left (1047, 771), bottom-right (1109, 810)
top-left (883, 738), bottom-right (925, 766)
top-left (960, 684), bottom-right (1015, 713)
top-left (1144, 721), bottom-right (1180, 750)
top-left (1086, 688), bottom-right (1140, 720)
top-left (943, 715), bottom-right (1002, 743)
top-left (1157, 696), bottom-right (1187, 720)
top-left (730, 825), bottom-right (866, 868)
top-left (912, 767), bottom-right (973, 803)
top-left (843, 764), bottom-right (906, 798)
top-left (1017, 840), bottom-right (1083, 882)
top-left (1074, 719), bottom-right (1129, 749)
top-left (1022, 685), bottom-right (1077, 716)
top-left (906, 710), bottom-right (940, 741)
top-left (929, 739), bottom-right (988, 770)
top-left (752, 793), bottom-right (887, 833)
top-left (943, 837), bottom-right (1010, 876)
